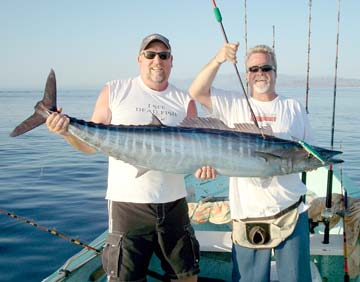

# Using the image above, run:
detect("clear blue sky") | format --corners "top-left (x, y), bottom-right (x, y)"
top-left (1, 0), bottom-right (359, 89)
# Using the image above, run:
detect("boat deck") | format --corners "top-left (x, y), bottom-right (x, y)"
top-left (42, 168), bottom-right (360, 282)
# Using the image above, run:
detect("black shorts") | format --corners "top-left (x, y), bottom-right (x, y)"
top-left (102, 198), bottom-right (200, 281)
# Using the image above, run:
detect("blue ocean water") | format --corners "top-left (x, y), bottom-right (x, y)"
top-left (0, 87), bottom-right (359, 282)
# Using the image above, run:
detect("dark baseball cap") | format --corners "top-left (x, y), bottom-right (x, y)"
top-left (139, 33), bottom-right (171, 53)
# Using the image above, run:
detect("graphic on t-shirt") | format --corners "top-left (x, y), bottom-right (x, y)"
top-left (135, 103), bottom-right (178, 121)
top-left (251, 114), bottom-right (276, 122)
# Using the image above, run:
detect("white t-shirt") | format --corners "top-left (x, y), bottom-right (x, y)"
top-left (210, 87), bottom-right (314, 219)
top-left (105, 76), bottom-right (191, 203)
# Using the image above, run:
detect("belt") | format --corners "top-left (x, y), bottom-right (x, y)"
top-left (236, 195), bottom-right (305, 222)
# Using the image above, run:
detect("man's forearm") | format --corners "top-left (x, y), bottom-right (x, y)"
top-left (189, 57), bottom-right (222, 109)
top-left (63, 134), bottom-right (96, 154)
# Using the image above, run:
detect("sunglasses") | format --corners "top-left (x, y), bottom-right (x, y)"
top-left (248, 65), bottom-right (276, 73)
top-left (141, 50), bottom-right (171, 60)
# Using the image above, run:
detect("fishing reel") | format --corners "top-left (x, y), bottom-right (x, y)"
top-left (309, 208), bottom-right (335, 234)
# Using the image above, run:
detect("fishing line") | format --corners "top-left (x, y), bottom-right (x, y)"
top-left (210, 0), bottom-right (260, 129)
top-left (0, 208), bottom-right (102, 254)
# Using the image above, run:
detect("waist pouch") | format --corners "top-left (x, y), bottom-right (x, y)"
top-left (232, 196), bottom-right (304, 249)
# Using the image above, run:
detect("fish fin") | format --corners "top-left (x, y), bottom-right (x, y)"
top-left (42, 69), bottom-right (57, 111)
top-left (179, 117), bottom-right (231, 130)
top-left (10, 112), bottom-right (47, 137)
top-left (330, 159), bottom-right (344, 164)
top-left (186, 100), bottom-right (198, 118)
top-left (10, 69), bottom-right (57, 137)
top-left (149, 114), bottom-right (164, 126)
top-left (135, 167), bottom-right (151, 178)
top-left (233, 123), bottom-right (273, 136)
top-left (255, 151), bottom-right (283, 161)
top-left (179, 117), bottom-right (273, 136)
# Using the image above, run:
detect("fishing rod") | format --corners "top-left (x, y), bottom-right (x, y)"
top-left (211, 0), bottom-right (260, 129)
top-left (243, 0), bottom-right (248, 95)
top-left (339, 167), bottom-right (350, 282)
top-left (272, 25), bottom-right (275, 51)
top-left (323, 0), bottom-right (341, 245)
top-left (342, 190), bottom-right (350, 282)
top-left (305, 0), bottom-right (312, 114)
top-left (302, 0), bottom-right (313, 185)
top-left (1, 208), bottom-right (220, 282)
top-left (212, 1), bottom-right (324, 173)
top-left (0, 208), bottom-right (102, 254)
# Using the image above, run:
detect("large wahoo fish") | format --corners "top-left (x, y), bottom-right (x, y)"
top-left (10, 70), bottom-right (343, 177)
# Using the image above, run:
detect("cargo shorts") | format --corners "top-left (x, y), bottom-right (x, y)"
top-left (102, 198), bottom-right (200, 281)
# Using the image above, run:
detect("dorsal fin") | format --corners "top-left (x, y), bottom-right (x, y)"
top-left (186, 100), bottom-right (198, 118)
top-left (135, 166), bottom-right (151, 178)
top-left (233, 123), bottom-right (273, 136)
top-left (179, 117), bottom-right (273, 136)
top-left (179, 117), bottom-right (231, 130)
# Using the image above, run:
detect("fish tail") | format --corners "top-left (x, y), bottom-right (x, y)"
top-left (10, 69), bottom-right (57, 137)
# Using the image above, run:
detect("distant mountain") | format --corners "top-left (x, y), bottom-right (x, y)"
top-left (173, 74), bottom-right (360, 91)
top-left (277, 74), bottom-right (360, 88)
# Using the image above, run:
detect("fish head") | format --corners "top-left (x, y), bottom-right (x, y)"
top-left (291, 146), bottom-right (343, 172)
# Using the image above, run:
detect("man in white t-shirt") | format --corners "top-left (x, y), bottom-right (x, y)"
top-left (45, 34), bottom-right (199, 282)
top-left (190, 43), bottom-right (313, 282)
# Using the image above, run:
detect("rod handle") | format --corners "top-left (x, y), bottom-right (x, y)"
top-left (213, 7), bottom-right (222, 22)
